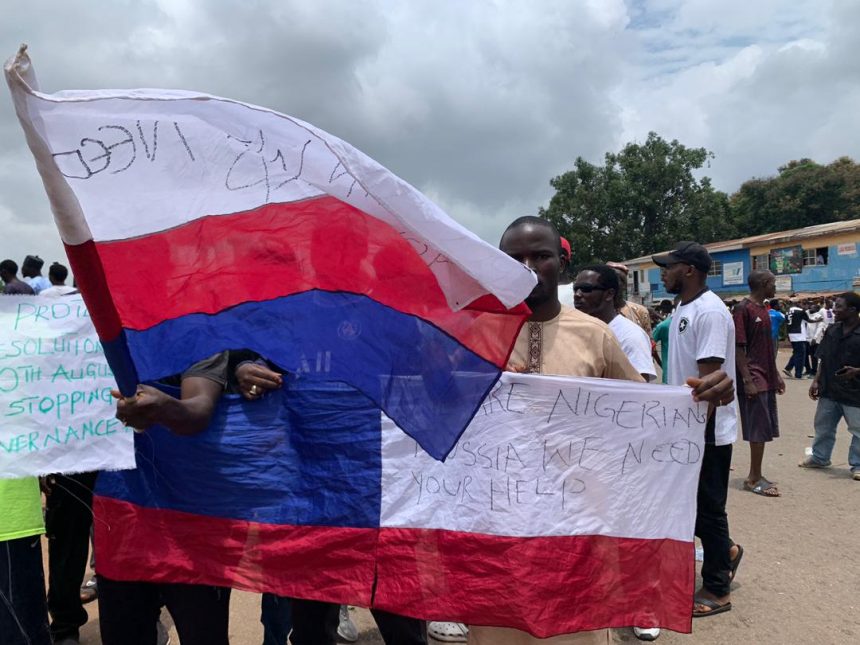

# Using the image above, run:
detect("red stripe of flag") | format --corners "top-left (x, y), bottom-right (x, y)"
top-left (94, 497), bottom-right (377, 604)
top-left (74, 196), bottom-right (527, 368)
top-left (95, 497), bottom-right (693, 637)
top-left (374, 527), bottom-right (694, 636)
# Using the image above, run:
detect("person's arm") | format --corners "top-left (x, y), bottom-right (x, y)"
top-left (689, 310), bottom-right (736, 407)
top-left (809, 372), bottom-right (821, 400)
top-left (114, 376), bottom-right (223, 435)
top-left (734, 349), bottom-right (757, 397)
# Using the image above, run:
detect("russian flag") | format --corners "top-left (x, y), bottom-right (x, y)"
top-left (95, 374), bottom-right (702, 637)
top-left (7, 49), bottom-right (701, 638)
top-left (5, 47), bottom-right (535, 460)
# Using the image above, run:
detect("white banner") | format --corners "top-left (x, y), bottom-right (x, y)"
top-left (0, 296), bottom-right (134, 477)
top-left (381, 373), bottom-right (707, 541)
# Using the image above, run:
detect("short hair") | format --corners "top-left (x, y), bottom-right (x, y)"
top-left (49, 262), bottom-right (68, 283)
top-left (836, 292), bottom-right (860, 311)
top-left (577, 264), bottom-right (620, 293)
top-left (503, 216), bottom-right (563, 254)
top-left (748, 269), bottom-right (772, 290)
top-left (22, 255), bottom-right (43, 270)
top-left (0, 259), bottom-right (18, 275)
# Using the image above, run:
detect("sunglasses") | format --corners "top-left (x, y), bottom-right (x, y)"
top-left (573, 284), bottom-right (608, 294)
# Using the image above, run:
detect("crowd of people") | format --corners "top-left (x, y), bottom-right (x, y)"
top-left (0, 255), bottom-right (76, 297)
top-left (2, 223), bottom-right (859, 645)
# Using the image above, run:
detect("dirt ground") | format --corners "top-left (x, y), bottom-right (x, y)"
top-left (71, 349), bottom-right (859, 645)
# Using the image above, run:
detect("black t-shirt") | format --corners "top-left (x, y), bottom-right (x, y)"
top-left (817, 323), bottom-right (860, 406)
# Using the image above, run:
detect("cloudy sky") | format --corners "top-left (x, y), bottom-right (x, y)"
top-left (1, 0), bottom-right (857, 270)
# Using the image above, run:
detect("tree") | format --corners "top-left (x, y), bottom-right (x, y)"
top-left (540, 132), bottom-right (731, 266)
top-left (729, 157), bottom-right (860, 235)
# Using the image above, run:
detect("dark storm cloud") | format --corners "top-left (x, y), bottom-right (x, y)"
top-left (1, 0), bottom-right (857, 266)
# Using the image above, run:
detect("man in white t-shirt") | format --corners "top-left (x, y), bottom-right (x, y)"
top-left (39, 262), bottom-right (77, 298)
top-left (573, 264), bottom-right (656, 382)
top-left (653, 241), bottom-right (740, 620)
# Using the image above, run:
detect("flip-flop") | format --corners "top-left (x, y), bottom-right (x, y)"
top-left (729, 544), bottom-right (744, 582)
top-left (693, 597), bottom-right (732, 618)
top-left (744, 478), bottom-right (780, 497)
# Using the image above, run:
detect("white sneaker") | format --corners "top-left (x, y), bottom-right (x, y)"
top-left (337, 605), bottom-right (359, 643)
top-left (428, 621), bottom-right (468, 643)
top-left (633, 627), bottom-right (660, 641)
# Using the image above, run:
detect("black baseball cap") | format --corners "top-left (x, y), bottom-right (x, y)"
top-left (652, 241), bottom-right (712, 273)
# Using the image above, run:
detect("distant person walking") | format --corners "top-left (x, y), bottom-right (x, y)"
top-left (783, 301), bottom-right (811, 379)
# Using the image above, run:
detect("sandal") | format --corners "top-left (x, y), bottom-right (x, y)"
top-left (693, 596), bottom-right (732, 618)
top-left (744, 478), bottom-right (780, 497)
top-left (729, 544), bottom-right (744, 582)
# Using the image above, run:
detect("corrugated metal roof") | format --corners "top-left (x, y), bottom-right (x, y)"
top-left (624, 218), bottom-right (860, 266)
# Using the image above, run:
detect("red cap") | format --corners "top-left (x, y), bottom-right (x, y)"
top-left (560, 237), bottom-right (571, 259)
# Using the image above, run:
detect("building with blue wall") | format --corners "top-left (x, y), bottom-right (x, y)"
top-left (623, 220), bottom-right (860, 304)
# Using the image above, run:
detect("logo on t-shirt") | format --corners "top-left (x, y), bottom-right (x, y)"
top-left (679, 317), bottom-right (689, 333)
top-left (338, 320), bottom-right (362, 340)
